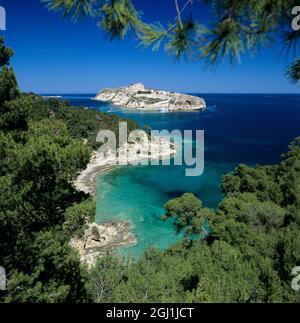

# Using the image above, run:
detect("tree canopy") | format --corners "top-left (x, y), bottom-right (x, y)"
top-left (0, 33), bottom-right (299, 303)
top-left (88, 138), bottom-right (300, 303)
top-left (0, 37), bottom-right (139, 303)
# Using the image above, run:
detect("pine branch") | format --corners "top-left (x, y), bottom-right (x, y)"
top-left (175, 0), bottom-right (183, 28)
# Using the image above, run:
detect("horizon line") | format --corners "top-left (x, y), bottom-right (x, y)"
top-left (37, 92), bottom-right (300, 95)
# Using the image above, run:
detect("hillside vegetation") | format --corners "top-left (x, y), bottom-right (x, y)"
top-left (0, 37), bottom-right (299, 303)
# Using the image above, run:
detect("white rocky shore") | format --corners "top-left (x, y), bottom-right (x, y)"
top-left (95, 83), bottom-right (206, 111)
top-left (72, 136), bottom-right (176, 265)
top-left (74, 136), bottom-right (176, 196)
top-left (70, 222), bottom-right (136, 267)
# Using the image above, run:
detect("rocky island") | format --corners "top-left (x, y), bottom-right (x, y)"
top-left (94, 83), bottom-right (206, 111)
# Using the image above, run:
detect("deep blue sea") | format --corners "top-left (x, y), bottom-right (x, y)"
top-left (52, 93), bottom-right (300, 257)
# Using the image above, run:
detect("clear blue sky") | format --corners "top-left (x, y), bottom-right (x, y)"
top-left (0, 0), bottom-right (298, 94)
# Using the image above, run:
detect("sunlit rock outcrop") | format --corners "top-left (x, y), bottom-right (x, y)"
top-left (95, 83), bottom-right (206, 111)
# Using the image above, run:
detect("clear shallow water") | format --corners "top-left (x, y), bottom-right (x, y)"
top-left (54, 93), bottom-right (300, 257)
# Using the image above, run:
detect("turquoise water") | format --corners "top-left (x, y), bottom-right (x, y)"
top-left (56, 94), bottom-right (300, 257)
top-left (95, 145), bottom-right (233, 257)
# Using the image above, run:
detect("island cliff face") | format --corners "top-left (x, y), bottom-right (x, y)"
top-left (94, 83), bottom-right (206, 111)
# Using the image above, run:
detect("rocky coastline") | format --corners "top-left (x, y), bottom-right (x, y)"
top-left (69, 222), bottom-right (136, 267)
top-left (71, 136), bottom-right (176, 265)
top-left (94, 83), bottom-right (206, 111)
top-left (74, 136), bottom-right (176, 196)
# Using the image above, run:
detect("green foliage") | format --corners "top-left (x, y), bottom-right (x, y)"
top-left (164, 193), bottom-right (213, 241)
top-left (0, 131), bottom-right (17, 176)
top-left (164, 193), bottom-right (202, 231)
top-left (0, 38), bottom-right (140, 303)
top-left (221, 164), bottom-right (283, 204)
top-left (88, 249), bottom-right (194, 303)
top-left (0, 37), bottom-right (14, 66)
top-left (278, 224), bottom-right (300, 282)
top-left (5, 231), bottom-right (89, 303)
top-left (0, 37), bottom-right (19, 105)
top-left (184, 241), bottom-right (265, 303)
top-left (218, 193), bottom-right (286, 232)
top-left (88, 137), bottom-right (300, 303)
top-left (41, 0), bottom-right (96, 21)
top-left (92, 226), bottom-right (101, 241)
top-left (63, 198), bottom-right (96, 238)
top-left (0, 88), bottom-right (139, 302)
top-left (1, 36), bottom-right (299, 303)
top-left (100, 0), bottom-right (143, 40)
top-left (0, 66), bottom-right (19, 105)
top-left (287, 59), bottom-right (300, 85)
top-left (165, 19), bottom-right (205, 61)
top-left (53, 102), bottom-right (139, 149)
top-left (87, 255), bottom-right (127, 303)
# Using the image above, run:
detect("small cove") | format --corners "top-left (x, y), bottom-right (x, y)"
top-left (57, 93), bottom-right (300, 257)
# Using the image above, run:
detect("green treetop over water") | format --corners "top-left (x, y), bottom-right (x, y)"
top-left (88, 138), bottom-right (300, 303)
top-left (42, 0), bottom-right (300, 83)
top-left (0, 37), bottom-right (19, 105)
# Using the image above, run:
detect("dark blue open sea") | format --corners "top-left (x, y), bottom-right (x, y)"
top-left (52, 93), bottom-right (300, 257)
